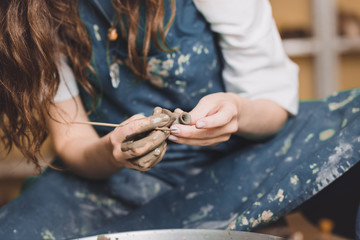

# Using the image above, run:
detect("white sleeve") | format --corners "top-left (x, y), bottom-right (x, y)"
top-left (193, 0), bottom-right (299, 115)
top-left (54, 55), bottom-right (79, 102)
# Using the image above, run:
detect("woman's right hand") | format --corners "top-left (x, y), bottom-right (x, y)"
top-left (109, 113), bottom-right (171, 171)
top-left (47, 95), bottom-right (172, 178)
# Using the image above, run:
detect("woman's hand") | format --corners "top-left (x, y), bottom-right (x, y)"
top-left (47, 96), bottom-right (172, 178)
top-left (169, 92), bottom-right (240, 146)
top-left (109, 113), bottom-right (171, 171)
top-left (168, 92), bottom-right (289, 146)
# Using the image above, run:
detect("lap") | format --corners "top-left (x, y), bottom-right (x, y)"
top-left (0, 89), bottom-right (359, 239)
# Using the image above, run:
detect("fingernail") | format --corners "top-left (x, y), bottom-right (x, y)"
top-left (170, 127), bottom-right (180, 134)
top-left (196, 121), bottom-right (205, 128)
top-left (168, 135), bottom-right (178, 141)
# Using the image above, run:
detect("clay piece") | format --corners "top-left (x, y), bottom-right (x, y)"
top-left (121, 107), bottom-right (191, 171)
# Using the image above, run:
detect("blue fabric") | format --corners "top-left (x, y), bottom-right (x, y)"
top-left (78, 0), bottom-right (226, 186)
top-left (0, 0), bottom-right (359, 239)
top-left (297, 160), bottom-right (360, 238)
top-left (0, 89), bottom-right (359, 240)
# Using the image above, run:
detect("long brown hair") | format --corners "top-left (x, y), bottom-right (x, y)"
top-left (0, 0), bottom-right (174, 170)
top-left (112, 0), bottom-right (175, 79)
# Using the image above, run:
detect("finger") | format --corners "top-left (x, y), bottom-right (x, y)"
top-left (169, 126), bottom-right (218, 141)
top-left (121, 130), bottom-right (169, 157)
top-left (149, 142), bottom-right (167, 168)
top-left (153, 106), bottom-right (163, 115)
top-left (188, 101), bottom-right (212, 124)
top-left (110, 113), bottom-right (146, 143)
top-left (168, 133), bottom-right (231, 146)
top-left (122, 114), bottom-right (171, 141)
top-left (126, 142), bottom-right (167, 171)
top-left (171, 120), bottom-right (237, 139)
top-left (159, 108), bottom-right (178, 125)
top-left (116, 114), bottom-right (146, 127)
top-left (174, 108), bottom-right (184, 114)
top-left (195, 103), bottom-right (236, 129)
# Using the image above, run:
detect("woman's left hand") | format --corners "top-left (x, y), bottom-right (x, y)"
top-left (169, 92), bottom-right (240, 146)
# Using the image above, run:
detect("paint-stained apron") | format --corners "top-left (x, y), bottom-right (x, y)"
top-left (0, 0), bottom-right (359, 239)
top-left (0, 89), bottom-right (359, 240)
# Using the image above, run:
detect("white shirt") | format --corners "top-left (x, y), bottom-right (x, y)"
top-left (54, 55), bottom-right (79, 102)
top-left (193, 0), bottom-right (299, 115)
top-left (55, 0), bottom-right (299, 114)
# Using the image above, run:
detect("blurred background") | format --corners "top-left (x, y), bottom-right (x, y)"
top-left (271, 0), bottom-right (360, 100)
top-left (1, 0), bottom-right (359, 239)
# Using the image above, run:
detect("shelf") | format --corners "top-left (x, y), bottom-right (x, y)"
top-left (337, 37), bottom-right (360, 53)
top-left (283, 37), bottom-right (360, 57)
top-left (283, 38), bottom-right (317, 57)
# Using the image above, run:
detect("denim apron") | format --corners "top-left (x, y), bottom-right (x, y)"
top-left (0, 0), bottom-right (359, 239)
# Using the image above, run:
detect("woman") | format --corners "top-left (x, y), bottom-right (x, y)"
top-left (0, 0), bottom-right (359, 239)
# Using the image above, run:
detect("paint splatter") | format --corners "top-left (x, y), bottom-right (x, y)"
top-left (199, 88), bottom-right (207, 93)
top-left (241, 217), bottom-right (249, 225)
top-left (185, 204), bottom-right (214, 223)
top-left (315, 142), bottom-right (353, 186)
top-left (175, 54), bottom-right (190, 75)
top-left (162, 59), bottom-right (174, 70)
top-left (41, 230), bottom-right (55, 240)
top-left (194, 214), bottom-right (239, 229)
top-left (193, 44), bottom-right (204, 54)
top-left (186, 192), bottom-right (201, 200)
top-left (93, 24), bottom-right (102, 41)
top-left (74, 191), bottom-right (115, 206)
top-left (175, 80), bottom-right (186, 93)
top-left (275, 134), bottom-right (294, 156)
top-left (175, 80), bottom-right (187, 87)
top-left (328, 94), bottom-right (356, 111)
top-left (251, 210), bottom-right (274, 227)
top-left (352, 108), bottom-right (360, 113)
top-left (109, 62), bottom-right (120, 88)
top-left (290, 175), bottom-right (299, 185)
top-left (341, 118), bottom-right (348, 128)
top-left (310, 163), bottom-right (317, 169)
top-left (261, 210), bottom-right (274, 222)
top-left (305, 133), bottom-right (314, 143)
top-left (152, 183), bottom-right (161, 195)
top-left (241, 197), bottom-right (248, 202)
top-left (146, 57), bottom-right (176, 87)
top-left (319, 129), bottom-right (335, 141)
top-left (246, 154), bottom-right (256, 162)
top-left (227, 219), bottom-right (236, 230)
top-left (210, 170), bottom-right (219, 184)
top-left (274, 189), bottom-right (285, 202)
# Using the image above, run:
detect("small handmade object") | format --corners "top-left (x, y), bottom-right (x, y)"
top-left (121, 107), bottom-right (191, 170)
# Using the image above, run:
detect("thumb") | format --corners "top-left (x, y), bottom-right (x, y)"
top-left (188, 100), bottom-right (218, 125)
